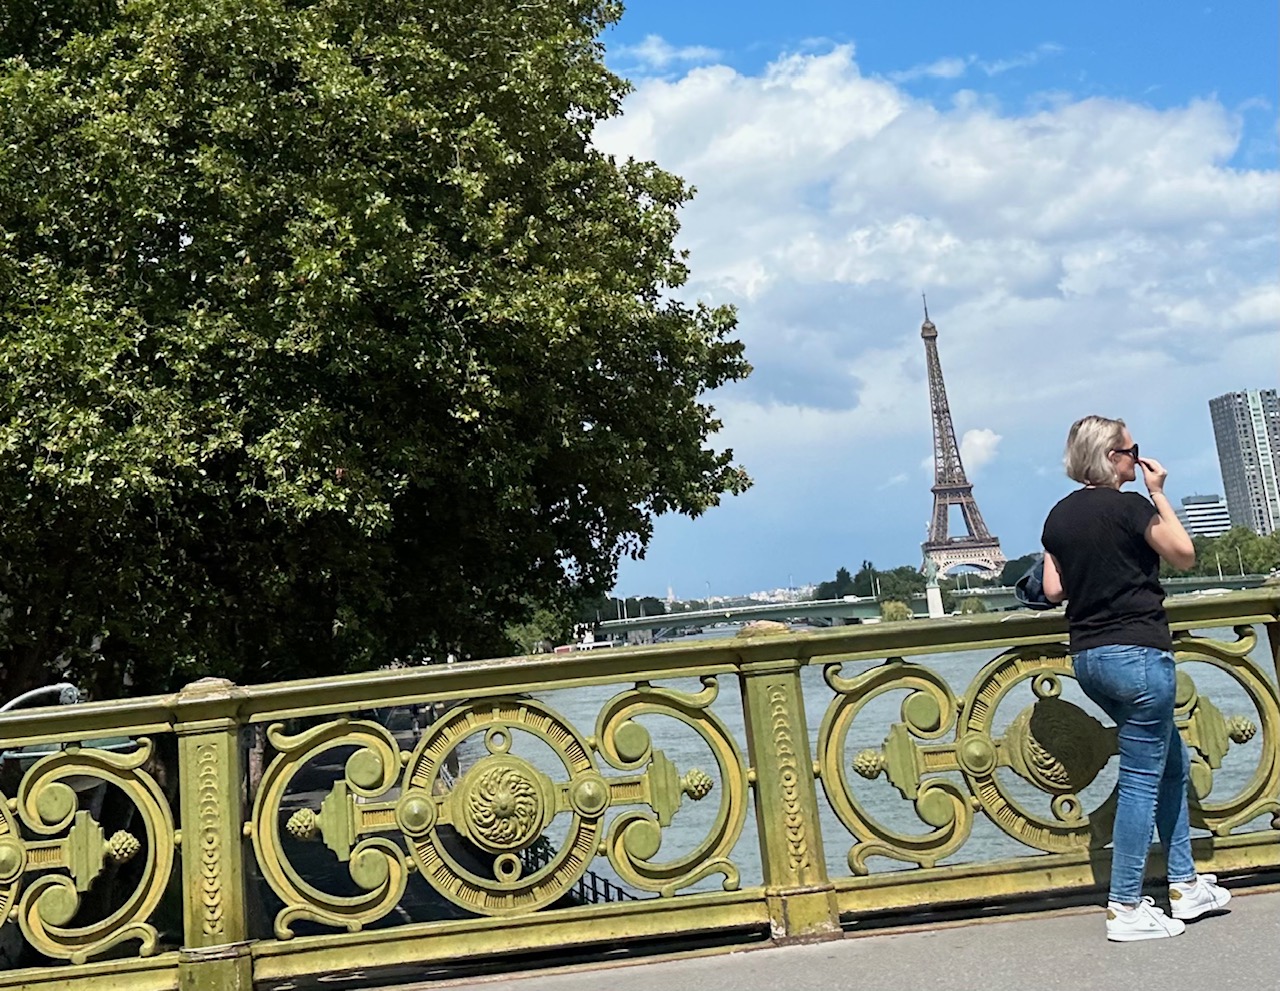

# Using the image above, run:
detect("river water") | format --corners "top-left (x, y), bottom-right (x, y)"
top-left (507, 623), bottom-right (1276, 898)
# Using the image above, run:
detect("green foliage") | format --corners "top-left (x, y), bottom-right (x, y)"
top-left (1160, 528), bottom-right (1280, 579)
top-left (879, 600), bottom-right (912, 622)
top-left (850, 561), bottom-right (874, 597)
top-left (815, 565), bottom-right (855, 601)
top-left (506, 607), bottom-right (572, 655)
top-left (814, 561), bottom-right (925, 604)
top-left (637, 596), bottom-right (667, 617)
top-left (0, 0), bottom-right (750, 697)
top-left (877, 565), bottom-right (926, 603)
top-left (958, 596), bottom-right (988, 615)
top-left (575, 594), bottom-right (667, 624)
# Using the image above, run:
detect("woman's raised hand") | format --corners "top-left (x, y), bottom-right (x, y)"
top-left (1137, 456), bottom-right (1168, 496)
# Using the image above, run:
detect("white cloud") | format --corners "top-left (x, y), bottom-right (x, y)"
top-left (979, 43), bottom-right (1064, 76)
top-left (602, 44), bottom-right (1278, 593)
top-left (611, 35), bottom-right (721, 72)
top-left (960, 428), bottom-right (1002, 474)
top-left (595, 46), bottom-right (1275, 412)
top-left (889, 57), bottom-right (970, 83)
top-left (887, 44), bottom-right (1064, 84)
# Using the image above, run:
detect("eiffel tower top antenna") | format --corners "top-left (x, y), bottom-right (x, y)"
top-left (921, 292), bottom-right (929, 322)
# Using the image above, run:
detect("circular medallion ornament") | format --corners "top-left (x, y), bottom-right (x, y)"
top-left (400, 697), bottom-right (603, 915)
top-left (957, 647), bottom-right (1118, 855)
top-left (456, 755), bottom-right (551, 854)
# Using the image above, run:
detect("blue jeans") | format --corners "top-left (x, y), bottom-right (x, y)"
top-left (1073, 644), bottom-right (1196, 904)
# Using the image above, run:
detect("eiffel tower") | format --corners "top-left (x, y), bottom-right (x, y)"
top-left (919, 299), bottom-right (1006, 578)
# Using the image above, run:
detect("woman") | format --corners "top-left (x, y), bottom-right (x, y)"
top-left (1041, 415), bottom-right (1230, 941)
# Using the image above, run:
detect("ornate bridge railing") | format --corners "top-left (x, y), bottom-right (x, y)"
top-left (0, 589), bottom-right (1276, 990)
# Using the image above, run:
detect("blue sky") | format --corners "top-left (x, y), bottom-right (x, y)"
top-left (601, 2), bottom-right (1279, 599)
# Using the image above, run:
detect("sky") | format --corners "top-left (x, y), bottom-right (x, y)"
top-left (598, 1), bottom-right (1280, 600)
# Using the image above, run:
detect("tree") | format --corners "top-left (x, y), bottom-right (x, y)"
top-left (851, 561), bottom-right (876, 597)
top-left (1161, 528), bottom-right (1280, 579)
top-left (814, 565), bottom-right (855, 601)
top-left (506, 607), bottom-right (572, 655)
top-left (879, 600), bottom-right (912, 622)
top-left (0, 0), bottom-right (750, 698)
top-left (877, 565), bottom-right (925, 603)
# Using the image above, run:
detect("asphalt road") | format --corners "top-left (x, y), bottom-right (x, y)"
top-left (397, 887), bottom-right (1280, 991)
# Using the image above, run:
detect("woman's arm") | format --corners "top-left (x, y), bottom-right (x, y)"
top-left (1145, 493), bottom-right (1195, 570)
top-left (1139, 457), bottom-right (1195, 570)
top-left (1042, 551), bottom-right (1066, 603)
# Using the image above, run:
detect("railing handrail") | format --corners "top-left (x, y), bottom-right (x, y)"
top-left (0, 588), bottom-right (1274, 746)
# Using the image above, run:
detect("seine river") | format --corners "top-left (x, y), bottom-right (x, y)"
top-left (512, 623), bottom-right (1276, 898)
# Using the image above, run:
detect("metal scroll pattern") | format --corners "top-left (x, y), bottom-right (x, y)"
top-left (817, 627), bottom-right (1276, 874)
top-left (0, 741), bottom-right (175, 963)
top-left (251, 679), bottom-right (748, 936)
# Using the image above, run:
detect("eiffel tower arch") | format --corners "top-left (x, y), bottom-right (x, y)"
top-left (919, 301), bottom-right (1006, 579)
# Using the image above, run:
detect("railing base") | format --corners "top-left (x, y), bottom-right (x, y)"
top-left (178, 941), bottom-right (253, 991)
top-left (766, 885), bottom-right (842, 943)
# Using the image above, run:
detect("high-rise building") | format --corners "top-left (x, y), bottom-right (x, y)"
top-left (1176, 494), bottom-right (1232, 538)
top-left (1209, 389), bottom-right (1280, 536)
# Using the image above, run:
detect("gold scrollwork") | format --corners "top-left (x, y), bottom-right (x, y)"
top-left (955, 649), bottom-right (1117, 855)
top-left (255, 691), bottom-right (730, 927)
top-left (399, 697), bottom-right (603, 916)
top-left (0, 786), bottom-right (24, 935)
top-left (11, 741), bottom-right (174, 964)
top-left (249, 720), bottom-right (408, 938)
top-left (1173, 626), bottom-right (1280, 834)
top-left (817, 659), bottom-right (972, 874)
top-left (820, 629), bottom-right (1274, 875)
top-left (596, 677), bottom-right (749, 896)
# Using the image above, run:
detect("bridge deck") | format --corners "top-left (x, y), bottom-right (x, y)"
top-left (275, 883), bottom-right (1280, 991)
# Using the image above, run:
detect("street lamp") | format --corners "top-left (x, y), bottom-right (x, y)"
top-left (1237, 547), bottom-right (1245, 576)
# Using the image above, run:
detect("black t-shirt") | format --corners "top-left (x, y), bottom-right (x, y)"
top-left (1040, 487), bottom-right (1171, 653)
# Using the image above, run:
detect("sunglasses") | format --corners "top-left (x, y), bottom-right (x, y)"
top-left (1111, 443), bottom-right (1140, 461)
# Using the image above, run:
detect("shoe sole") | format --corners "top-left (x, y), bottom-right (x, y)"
top-left (1107, 927), bottom-right (1185, 941)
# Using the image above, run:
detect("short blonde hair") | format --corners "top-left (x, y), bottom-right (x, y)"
top-left (1064, 415), bottom-right (1126, 486)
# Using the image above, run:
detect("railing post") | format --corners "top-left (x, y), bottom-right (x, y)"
top-left (740, 658), bottom-right (841, 942)
top-left (173, 678), bottom-right (253, 991)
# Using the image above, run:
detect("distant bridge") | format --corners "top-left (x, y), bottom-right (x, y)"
top-left (598, 574), bottom-right (1271, 635)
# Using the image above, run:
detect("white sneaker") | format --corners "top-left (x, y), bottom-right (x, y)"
top-left (1106, 896), bottom-right (1186, 941)
top-left (1169, 873), bottom-right (1231, 920)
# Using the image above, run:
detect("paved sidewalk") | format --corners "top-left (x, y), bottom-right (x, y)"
top-left (412, 888), bottom-right (1280, 991)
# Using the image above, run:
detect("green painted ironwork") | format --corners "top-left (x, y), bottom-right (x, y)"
top-left (0, 589), bottom-right (1272, 990)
